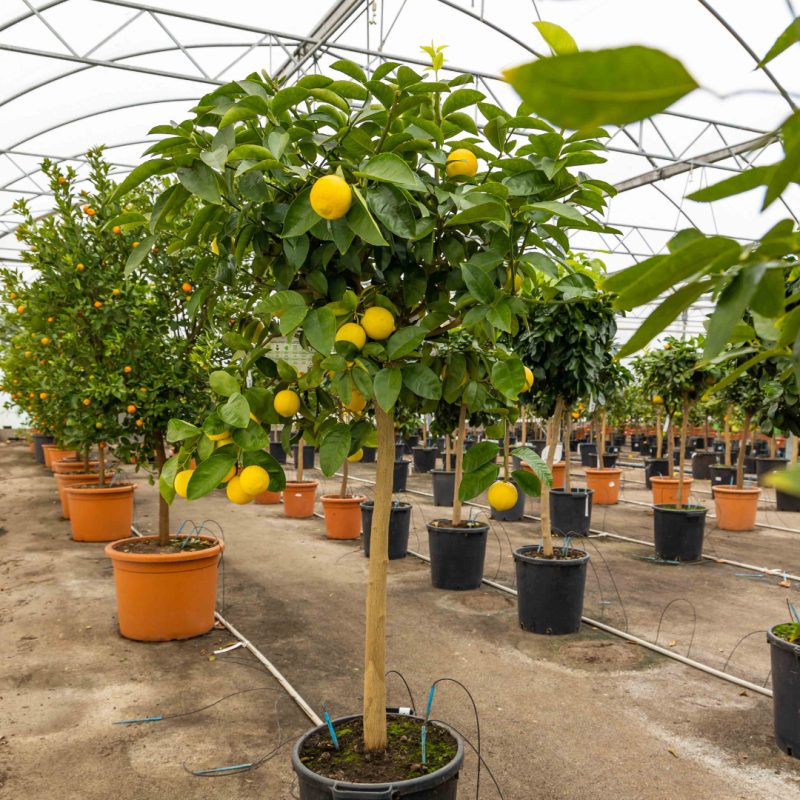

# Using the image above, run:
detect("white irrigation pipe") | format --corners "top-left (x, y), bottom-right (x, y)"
top-left (128, 524), bottom-right (322, 727)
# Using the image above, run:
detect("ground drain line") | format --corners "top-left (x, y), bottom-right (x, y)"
top-left (336, 474), bottom-right (800, 583)
top-left (129, 525), bottom-right (322, 727)
top-left (404, 548), bottom-right (773, 699)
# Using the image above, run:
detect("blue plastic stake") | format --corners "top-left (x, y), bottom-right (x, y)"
top-left (194, 763), bottom-right (253, 774)
top-left (734, 573), bottom-right (764, 578)
top-left (324, 710), bottom-right (339, 751)
top-left (113, 716), bottom-right (163, 724)
top-left (422, 684), bottom-right (435, 766)
top-left (791, 602), bottom-right (800, 624)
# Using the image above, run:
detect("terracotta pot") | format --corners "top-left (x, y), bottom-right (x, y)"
top-left (55, 471), bottom-right (113, 519)
top-left (283, 481), bottom-right (318, 518)
top-left (29, 441), bottom-right (35, 455)
top-left (255, 489), bottom-right (281, 505)
top-left (49, 447), bottom-right (77, 469)
top-left (52, 457), bottom-right (99, 474)
top-left (584, 467), bottom-right (622, 505)
top-left (320, 494), bottom-right (366, 539)
top-left (41, 444), bottom-right (57, 468)
top-left (523, 461), bottom-right (565, 489)
top-left (105, 535), bottom-right (224, 641)
top-left (64, 483), bottom-right (137, 542)
top-left (713, 486), bottom-right (761, 531)
top-left (650, 476), bottom-right (694, 506)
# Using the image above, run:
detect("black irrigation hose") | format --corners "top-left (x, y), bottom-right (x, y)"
top-left (386, 669), bottom-right (417, 713)
top-left (654, 599), bottom-right (697, 659)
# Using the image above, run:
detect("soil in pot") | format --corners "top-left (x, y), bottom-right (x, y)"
top-left (514, 545), bottom-right (590, 635)
top-left (713, 486), bottom-right (761, 531)
top-left (106, 534), bottom-right (223, 641)
top-left (550, 488), bottom-right (593, 537)
top-left (321, 494), bottom-right (366, 539)
top-left (284, 481), bottom-right (318, 518)
top-left (412, 446), bottom-right (437, 473)
top-left (295, 715), bottom-right (460, 788)
top-left (430, 470), bottom-right (455, 507)
top-left (768, 625), bottom-right (800, 760)
top-left (427, 520), bottom-right (488, 590)
top-left (64, 483), bottom-right (137, 542)
top-left (653, 504), bottom-right (707, 562)
top-left (361, 500), bottom-right (411, 559)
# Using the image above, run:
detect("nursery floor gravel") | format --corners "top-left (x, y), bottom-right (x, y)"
top-left (2, 441), bottom-right (800, 799)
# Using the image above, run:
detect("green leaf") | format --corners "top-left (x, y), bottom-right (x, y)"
top-left (487, 304), bottom-right (512, 333)
top-left (462, 441), bottom-right (499, 473)
top-left (160, 455), bottom-right (179, 487)
top-left (355, 153), bottom-right (418, 186)
top-left (465, 381), bottom-right (488, 414)
top-left (232, 419), bottom-right (270, 451)
top-left (282, 187), bottom-right (322, 238)
top-left (763, 463), bottom-right (800, 495)
top-left (347, 186), bottom-right (387, 246)
top-left (374, 367), bottom-right (402, 410)
top-left (442, 352), bottom-right (466, 403)
top-left (159, 473), bottom-right (176, 506)
top-left (504, 46), bottom-right (698, 129)
top-left (149, 184), bottom-right (190, 233)
top-left (524, 201), bottom-right (585, 223)
top-left (202, 412), bottom-right (230, 436)
top-left (512, 446), bottom-right (553, 488)
top-left (750, 268), bottom-right (785, 318)
top-left (386, 326), bottom-right (427, 359)
top-left (764, 120), bottom-right (800, 208)
top-left (366, 183), bottom-right (416, 239)
top-left (304, 307), bottom-right (336, 354)
top-left (458, 461), bottom-right (499, 502)
top-left (187, 451), bottom-right (237, 501)
top-left (101, 211), bottom-right (147, 232)
top-left (109, 158), bottom-right (174, 202)
top-left (272, 86), bottom-right (310, 116)
top-left (219, 392), bottom-right (250, 428)
top-left (222, 332), bottom-right (252, 352)
top-left (491, 358), bottom-right (526, 400)
top-left (518, 252), bottom-right (558, 279)
top-left (124, 235), bottom-right (156, 276)
top-left (209, 370), bottom-right (241, 396)
top-left (533, 21), bottom-right (578, 55)
top-left (331, 59), bottom-right (367, 83)
top-left (759, 17), bottom-right (800, 65)
top-left (687, 165), bottom-right (775, 202)
top-left (511, 469), bottom-right (543, 498)
top-left (351, 363), bottom-right (374, 399)
top-left (166, 419), bottom-right (201, 443)
top-left (401, 364), bottom-right (441, 400)
top-left (442, 88), bottom-right (486, 118)
top-left (447, 203), bottom-right (507, 228)
top-left (319, 423), bottom-right (352, 477)
top-left (220, 104), bottom-right (259, 128)
top-left (177, 161), bottom-right (221, 204)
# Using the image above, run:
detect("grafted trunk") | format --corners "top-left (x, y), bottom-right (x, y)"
top-left (503, 420), bottom-right (510, 480)
top-left (97, 445), bottom-right (105, 487)
top-left (540, 397), bottom-right (565, 558)
top-left (339, 458), bottom-right (349, 498)
top-left (451, 403), bottom-right (467, 526)
top-left (564, 409), bottom-right (573, 493)
top-left (724, 405), bottom-right (732, 467)
top-left (736, 412), bottom-right (754, 489)
top-left (677, 395), bottom-right (689, 509)
top-left (656, 407), bottom-right (663, 459)
top-left (154, 433), bottom-right (170, 547)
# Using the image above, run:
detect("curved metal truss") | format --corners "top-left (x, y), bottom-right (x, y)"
top-left (1, 0), bottom-right (797, 345)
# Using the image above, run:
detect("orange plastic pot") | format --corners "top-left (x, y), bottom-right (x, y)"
top-left (584, 467), bottom-right (622, 505)
top-left (41, 444), bottom-right (57, 468)
top-left (713, 486), bottom-right (761, 531)
top-left (651, 476), bottom-right (694, 506)
top-left (55, 470), bottom-right (113, 519)
top-left (523, 461), bottom-right (565, 489)
top-left (283, 481), bottom-right (318, 518)
top-left (255, 489), bottom-right (281, 505)
top-left (64, 483), bottom-right (137, 542)
top-left (321, 494), bottom-right (367, 539)
top-left (52, 457), bottom-right (98, 474)
top-left (28, 441), bottom-right (34, 455)
top-left (49, 447), bottom-right (77, 469)
top-left (105, 535), bottom-right (224, 641)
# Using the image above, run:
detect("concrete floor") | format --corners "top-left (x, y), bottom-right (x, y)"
top-left (1, 441), bottom-right (800, 799)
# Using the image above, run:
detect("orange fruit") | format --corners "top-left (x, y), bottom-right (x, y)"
top-left (39, 393), bottom-right (47, 399)
top-left (124, 366), bottom-right (132, 373)
top-left (58, 176), bottom-right (66, 184)
top-left (139, 387), bottom-right (147, 392)
top-left (83, 398), bottom-right (91, 406)
top-left (112, 226), bottom-right (121, 234)
top-left (94, 301), bottom-right (102, 308)
top-left (47, 317), bottom-right (53, 322)
top-left (132, 242), bottom-right (140, 248)
top-left (127, 404), bottom-right (136, 413)
top-left (17, 305), bottom-right (25, 313)
top-left (135, 419), bottom-right (143, 427)
top-left (87, 208), bottom-right (95, 216)
top-left (112, 289), bottom-right (120, 296)
top-left (182, 283), bottom-right (192, 292)
top-left (77, 263), bottom-right (84, 271)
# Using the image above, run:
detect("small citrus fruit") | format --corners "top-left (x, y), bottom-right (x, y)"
top-left (240, 465), bottom-right (270, 495)
top-left (17, 305), bottom-right (25, 313)
top-left (310, 175), bottom-right (352, 220)
top-left (135, 419), bottom-right (143, 427)
top-left (335, 322), bottom-right (367, 350)
top-left (174, 470), bottom-right (193, 498)
top-left (112, 226), bottom-right (121, 234)
top-left (345, 390), bottom-right (367, 415)
top-left (127, 404), bottom-right (136, 413)
top-left (446, 148), bottom-right (478, 178)
top-left (124, 366), bottom-right (132, 373)
top-left (488, 481), bottom-right (518, 511)
top-left (83, 398), bottom-right (91, 406)
top-left (182, 283), bottom-right (192, 293)
top-left (347, 449), bottom-right (364, 463)
top-left (274, 389), bottom-right (301, 418)
top-left (215, 437), bottom-right (233, 449)
top-left (361, 307), bottom-right (395, 340)
top-left (652, 395), bottom-right (664, 405)
top-left (506, 269), bottom-right (523, 292)
top-left (207, 430), bottom-right (232, 441)
top-left (523, 366), bottom-right (534, 391)
top-left (226, 475), bottom-right (255, 505)
top-left (39, 392), bottom-right (47, 399)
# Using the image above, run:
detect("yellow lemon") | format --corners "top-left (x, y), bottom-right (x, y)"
top-left (211, 236), bottom-right (220, 255)
top-left (361, 307), bottom-right (395, 340)
top-left (652, 395), bottom-right (664, 405)
top-left (347, 449), bottom-right (363, 463)
top-left (310, 175), bottom-right (352, 220)
top-left (174, 470), bottom-right (193, 498)
top-left (274, 389), bottom-right (301, 418)
top-left (249, 412), bottom-right (261, 424)
top-left (446, 148), bottom-right (478, 178)
top-left (207, 430), bottom-right (231, 441)
top-left (572, 411), bottom-right (580, 419)
top-left (221, 465), bottom-right (237, 483)
top-left (336, 322), bottom-right (367, 350)
top-left (240, 465), bottom-right (270, 495)
top-left (506, 270), bottom-right (523, 292)
top-left (523, 367), bottom-right (534, 391)
top-left (345, 390), bottom-right (367, 415)
top-left (487, 481), bottom-right (518, 511)
top-left (215, 437), bottom-right (234, 450)
top-left (226, 475), bottom-right (255, 504)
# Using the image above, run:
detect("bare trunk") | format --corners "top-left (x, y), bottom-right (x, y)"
top-left (297, 436), bottom-right (304, 483)
top-left (541, 397), bottom-right (565, 558)
top-left (97, 445), bottom-right (106, 488)
top-left (521, 405), bottom-right (527, 447)
top-left (724, 405), bottom-right (732, 467)
top-left (564, 409), bottom-right (573, 493)
top-left (677, 395), bottom-right (689, 509)
top-left (704, 415), bottom-right (710, 452)
top-left (154, 433), bottom-right (170, 547)
top-left (769, 435), bottom-right (777, 459)
top-left (736, 412), bottom-right (754, 489)
top-left (792, 434), bottom-right (798, 466)
top-left (363, 403), bottom-right (394, 751)
top-left (445, 434), bottom-right (451, 473)
top-left (83, 449), bottom-right (90, 472)
top-left (339, 457), bottom-right (349, 498)
top-left (666, 416), bottom-right (674, 477)
top-left (600, 410), bottom-right (607, 459)
top-left (503, 419), bottom-right (510, 480)
top-left (451, 403), bottom-right (467, 526)
top-left (656, 407), bottom-right (663, 459)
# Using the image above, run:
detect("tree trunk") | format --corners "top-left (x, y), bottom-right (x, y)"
top-left (83, 449), bottom-right (90, 472)
top-left (736, 412), bottom-right (754, 489)
top-left (600, 410), bottom-right (607, 459)
top-left (154, 433), bottom-right (170, 547)
top-left (503, 419), bottom-right (510, 480)
top-left (666, 416), bottom-right (674, 477)
top-left (363, 403), bottom-right (394, 751)
top-left (521, 404), bottom-right (527, 447)
top-left (540, 397), bottom-right (565, 558)
top-left (704, 414), bottom-right (710, 451)
top-left (677, 395), bottom-right (689, 509)
top-left (339, 457), bottom-right (349, 498)
top-left (445, 434), bottom-right (451, 473)
top-left (564, 409), bottom-right (573, 493)
top-left (724, 405), bottom-right (732, 467)
top-left (297, 434), bottom-right (304, 483)
top-left (769, 435), bottom-right (777, 458)
top-left (451, 403), bottom-right (467, 526)
top-left (656, 407), bottom-right (663, 459)
top-left (792, 434), bottom-right (798, 467)
top-left (97, 445), bottom-right (105, 487)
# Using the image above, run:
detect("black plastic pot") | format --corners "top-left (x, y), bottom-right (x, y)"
top-left (360, 501), bottom-right (411, 560)
top-left (653, 504), bottom-right (707, 562)
top-left (440, 452), bottom-right (458, 470)
top-left (464, 438), bottom-right (477, 451)
top-left (710, 465), bottom-right (738, 488)
top-left (292, 713), bottom-right (464, 799)
top-left (490, 479), bottom-right (526, 522)
top-left (640, 443), bottom-right (653, 457)
top-left (403, 434), bottom-right (420, 454)
top-left (613, 435), bottom-right (626, 448)
top-left (412, 447), bottom-right (438, 473)
top-left (361, 446), bottom-right (376, 463)
top-left (714, 441), bottom-right (727, 453)
top-left (644, 457), bottom-right (669, 490)
top-left (756, 457), bottom-right (788, 486)
top-left (427, 520), bottom-right (488, 590)
top-left (292, 443), bottom-right (315, 470)
top-left (393, 460), bottom-right (409, 493)
top-left (631, 439), bottom-right (642, 453)
top-left (395, 442), bottom-right (405, 460)
top-left (588, 453), bottom-right (617, 469)
top-left (691, 451), bottom-right (717, 480)
top-left (550, 488), bottom-right (593, 537)
top-left (529, 439), bottom-right (547, 456)
top-left (569, 438), bottom-right (579, 453)
top-left (777, 489), bottom-right (800, 512)
top-left (430, 470), bottom-right (456, 507)
top-left (269, 441), bottom-right (287, 464)
top-left (768, 626), bottom-right (800, 760)
top-left (514, 545), bottom-right (589, 635)
top-left (579, 443), bottom-right (597, 466)
top-left (32, 433), bottom-right (54, 464)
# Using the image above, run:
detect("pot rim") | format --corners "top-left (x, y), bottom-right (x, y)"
top-left (711, 486), bottom-right (762, 496)
top-left (64, 483), bottom-right (138, 495)
top-left (584, 467), bottom-right (622, 476)
top-left (430, 469), bottom-right (457, 477)
top-left (514, 544), bottom-right (590, 566)
top-left (105, 534), bottom-right (224, 563)
top-left (283, 480), bottom-right (318, 489)
top-left (653, 503), bottom-right (707, 516)
top-left (650, 475), bottom-right (693, 484)
top-left (426, 518), bottom-right (489, 535)
top-left (291, 713), bottom-right (464, 794)
top-left (320, 494), bottom-right (367, 504)
top-left (767, 624), bottom-right (800, 654)
top-left (360, 500), bottom-right (412, 510)
top-left (550, 487), bottom-right (594, 496)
